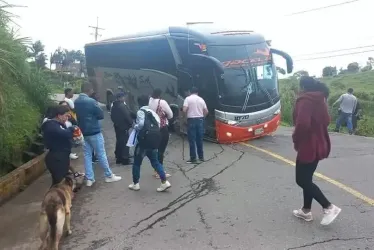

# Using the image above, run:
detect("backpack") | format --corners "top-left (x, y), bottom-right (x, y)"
top-left (137, 109), bottom-right (161, 149)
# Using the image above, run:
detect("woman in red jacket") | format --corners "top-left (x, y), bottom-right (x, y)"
top-left (292, 76), bottom-right (341, 226)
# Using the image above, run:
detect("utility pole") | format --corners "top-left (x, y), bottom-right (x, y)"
top-left (89, 17), bottom-right (105, 41)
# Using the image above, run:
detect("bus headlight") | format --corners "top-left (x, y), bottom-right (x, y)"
top-left (226, 132), bottom-right (232, 137)
top-left (227, 120), bottom-right (238, 125)
top-left (274, 108), bottom-right (281, 115)
top-left (264, 123), bottom-right (268, 128)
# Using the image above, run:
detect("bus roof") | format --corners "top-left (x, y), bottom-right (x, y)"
top-left (85, 25), bottom-right (266, 47)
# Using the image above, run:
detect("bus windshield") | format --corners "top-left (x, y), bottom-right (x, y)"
top-left (208, 42), bottom-right (278, 108)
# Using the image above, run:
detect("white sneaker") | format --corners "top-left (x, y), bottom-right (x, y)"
top-left (157, 181), bottom-right (171, 192)
top-left (321, 205), bottom-right (342, 225)
top-left (70, 153), bottom-right (79, 160)
top-left (105, 174), bottom-right (122, 183)
top-left (293, 208), bottom-right (313, 222)
top-left (86, 180), bottom-right (95, 187)
top-left (128, 183), bottom-right (140, 191)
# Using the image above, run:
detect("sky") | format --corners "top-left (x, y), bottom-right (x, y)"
top-left (8, 0), bottom-right (374, 77)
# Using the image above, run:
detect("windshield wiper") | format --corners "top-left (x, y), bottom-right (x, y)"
top-left (251, 66), bottom-right (274, 105)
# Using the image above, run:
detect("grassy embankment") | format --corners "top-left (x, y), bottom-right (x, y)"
top-left (280, 70), bottom-right (374, 136)
top-left (0, 3), bottom-right (52, 176)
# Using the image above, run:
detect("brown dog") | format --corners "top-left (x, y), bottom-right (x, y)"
top-left (39, 175), bottom-right (82, 250)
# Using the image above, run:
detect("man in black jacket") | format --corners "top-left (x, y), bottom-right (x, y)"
top-left (111, 92), bottom-right (134, 165)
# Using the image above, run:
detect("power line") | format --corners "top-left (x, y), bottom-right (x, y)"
top-left (89, 17), bottom-right (105, 41)
top-left (294, 44), bottom-right (374, 57)
top-left (286, 0), bottom-right (361, 16)
top-left (295, 49), bottom-right (374, 61)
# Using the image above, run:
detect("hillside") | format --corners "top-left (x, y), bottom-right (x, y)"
top-left (279, 70), bottom-right (374, 136)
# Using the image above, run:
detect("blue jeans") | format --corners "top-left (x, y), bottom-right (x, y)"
top-left (187, 118), bottom-right (204, 161)
top-left (336, 111), bottom-right (353, 133)
top-left (83, 133), bottom-right (113, 181)
top-left (132, 144), bottom-right (166, 184)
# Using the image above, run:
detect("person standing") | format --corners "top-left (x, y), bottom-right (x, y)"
top-left (292, 76), bottom-right (341, 226)
top-left (183, 87), bottom-right (208, 164)
top-left (149, 89), bottom-right (173, 178)
top-left (41, 105), bottom-right (79, 185)
top-left (333, 88), bottom-right (357, 135)
top-left (128, 95), bottom-right (171, 192)
top-left (110, 92), bottom-right (133, 165)
top-left (74, 82), bottom-right (121, 187)
top-left (64, 88), bottom-right (79, 160)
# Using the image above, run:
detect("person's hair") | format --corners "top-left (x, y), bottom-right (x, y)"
top-left (64, 88), bottom-right (73, 95)
top-left (191, 86), bottom-right (198, 94)
top-left (151, 88), bottom-right (162, 99)
top-left (81, 82), bottom-right (93, 94)
top-left (90, 92), bottom-right (99, 101)
top-left (59, 100), bottom-right (68, 106)
top-left (45, 105), bottom-right (56, 119)
top-left (137, 95), bottom-right (150, 107)
top-left (348, 88), bottom-right (354, 94)
top-left (299, 76), bottom-right (329, 98)
top-left (51, 105), bottom-right (69, 117)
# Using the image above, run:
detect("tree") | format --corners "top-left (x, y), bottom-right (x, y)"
top-left (276, 66), bottom-right (286, 75)
top-left (293, 70), bottom-right (309, 79)
top-left (347, 62), bottom-right (360, 73)
top-left (28, 40), bottom-right (47, 69)
top-left (322, 66), bottom-right (337, 77)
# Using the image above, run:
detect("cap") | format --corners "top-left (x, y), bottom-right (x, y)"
top-left (115, 92), bottom-right (126, 99)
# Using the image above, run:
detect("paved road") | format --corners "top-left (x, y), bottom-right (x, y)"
top-left (1, 113), bottom-right (373, 249)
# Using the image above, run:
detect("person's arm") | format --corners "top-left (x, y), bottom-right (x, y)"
top-left (92, 100), bottom-right (104, 120)
top-left (162, 100), bottom-right (173, 119)
top-left (183, 98), bottom-right (188, 113)
top-left (67, 98), bottom-right (74, 110)
top-left (292, 100), bottom-right (312, 145)
top-left (134, 110), bottom-right (145, 131)
top-left (202, 99), bottom-right (208, 117)
top-left (352, 97), bottom-right (358, 114)
top-left (45, 121), bottom-right (74, 139)
top-left (332, 94), bottom-right (343, 107)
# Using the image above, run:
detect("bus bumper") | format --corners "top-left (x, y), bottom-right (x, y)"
top-left (215, 114), bottom-right (281, 143)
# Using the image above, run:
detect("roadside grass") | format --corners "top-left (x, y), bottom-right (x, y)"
top-left (280, 71), bottom-right (374, 137)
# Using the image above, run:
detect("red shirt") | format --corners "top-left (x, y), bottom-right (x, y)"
top-left (292, 91), bottom-right (331, 163)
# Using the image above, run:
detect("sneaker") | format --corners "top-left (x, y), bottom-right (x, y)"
top-left (105, 174), bottom-right (122, 183)
top-left (292, 209), bottom-right (313, 222)
top-left (186, 159), bottom-right (197, 164)
top-left (70, 153), bottom-right (79, 160)
top-left (86, 179), bottom-right (95, 187)
top-left (157, 181), bottom-right (171, 192)
top-left (199, 158), bottom-right (205, 163)
top-left (154, 173), bottom-right (171, 179)
top-left (321, 205), bottom-right (341, 226)
top-left (128, 183), bottom-right (140, 191)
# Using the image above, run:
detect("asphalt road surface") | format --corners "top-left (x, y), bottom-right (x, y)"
top-left (1, 109), bottom-right (373, 249)
top-left (61, 113), bottom-right (373, 250)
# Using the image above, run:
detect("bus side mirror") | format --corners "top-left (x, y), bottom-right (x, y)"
top-left (270, 48), bottom-right (294, 74)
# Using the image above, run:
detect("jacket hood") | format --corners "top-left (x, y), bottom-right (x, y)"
top-left (297, 91), bottom-right (330, 125)
top-left (41, 119), bottom-right (62, 130)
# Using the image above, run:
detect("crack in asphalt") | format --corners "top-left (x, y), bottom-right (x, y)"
top-left (128, 149), bottom-right (245, 237)
top-left (186, 145), bottom-right (225, 173)
top-left (287, 237), bottom-right (373, 250)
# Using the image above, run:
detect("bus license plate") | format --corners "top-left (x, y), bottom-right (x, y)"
top-left (254, 128), bottom-right (264, 135)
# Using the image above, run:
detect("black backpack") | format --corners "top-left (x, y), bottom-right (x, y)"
top-left (137, 109), bottom-right (161, 149)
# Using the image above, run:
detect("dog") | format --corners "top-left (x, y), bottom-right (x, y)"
top-left (39, 174), bottom-right (83, 250)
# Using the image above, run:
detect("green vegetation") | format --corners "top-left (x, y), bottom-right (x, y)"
top-left (280, 70), bottom-right (374, 137)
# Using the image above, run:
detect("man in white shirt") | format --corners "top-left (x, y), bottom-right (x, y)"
top-left (183, 87), bottom-right (208, 164)
top-left (333, 88), bottom-right (357, 135)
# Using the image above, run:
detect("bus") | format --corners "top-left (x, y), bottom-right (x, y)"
top-left (84, 25), bottom-right (293, 143)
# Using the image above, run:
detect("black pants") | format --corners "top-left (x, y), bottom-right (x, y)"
top-left (114, 127), bottom-right (130, 163)
top-left (158, 126), bottom-right (170, 164)
top-left (45, 151), bottom-right (70, 186)
top-left (296, 160), bottom-right (331, 209)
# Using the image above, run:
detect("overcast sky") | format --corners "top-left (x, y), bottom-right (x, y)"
top-left (9, 0), bottom-right (374, 76)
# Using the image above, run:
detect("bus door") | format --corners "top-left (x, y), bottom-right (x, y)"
top-left (189, 56), bottom-right (220, 140)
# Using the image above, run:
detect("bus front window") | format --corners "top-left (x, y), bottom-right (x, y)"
top-left (208, 43), bottom-right (278, 108)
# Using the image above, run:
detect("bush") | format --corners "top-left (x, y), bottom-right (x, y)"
top-left (0, 3), bottom-right (52, 174)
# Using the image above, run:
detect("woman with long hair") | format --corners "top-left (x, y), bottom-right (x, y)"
top-left (149, 89), bottom-right (173, 179)
top-left (292, 76), bottom-right (341, 226)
